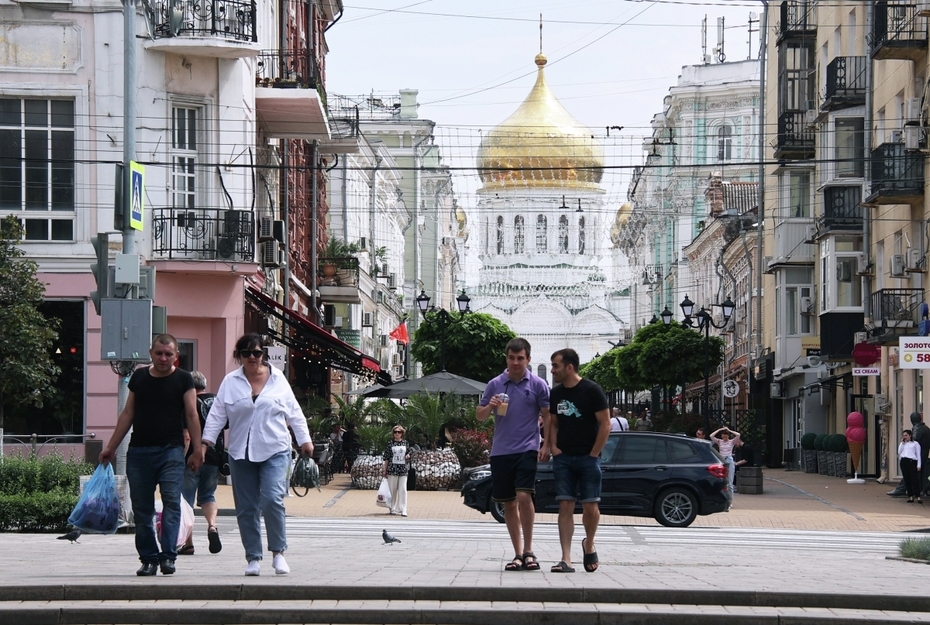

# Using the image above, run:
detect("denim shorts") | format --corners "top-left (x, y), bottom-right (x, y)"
top-left (552, 453), bottom-right (602, 503)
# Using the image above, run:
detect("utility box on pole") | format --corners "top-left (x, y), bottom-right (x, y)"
top-left (100, 299), bottom-right (153, 361)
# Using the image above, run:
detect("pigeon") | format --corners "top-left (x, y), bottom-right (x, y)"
top-left (57, 528), bottom-right (82, 544)
top-left (382, 529), bottom-right (401, 545)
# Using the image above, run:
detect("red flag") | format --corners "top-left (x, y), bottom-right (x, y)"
top-left (389, 321), bottom-right (410, 344)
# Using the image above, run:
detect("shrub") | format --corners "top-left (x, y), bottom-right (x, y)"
top-left (800, 433), bottom-right (817, 450)
top-left (814, 434), bottom-right (827, 451)
top-left (450, 429), bottom-right (491, 468)
top-left (900, 537), bottom-right (930, 561)
top-left (0, 492), bottom-right (77, 532)
top-left (834, 434), bottom-right (848, 453)
top-left (0, 453), bottom-right (92, 532)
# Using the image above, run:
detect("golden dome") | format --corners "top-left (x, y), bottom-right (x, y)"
top-left (455, 204), bottom-right (468, 241)
top-left (477, 54), bottom-right (604, 191)
top-left (610, 203), bottom-right (632, 248)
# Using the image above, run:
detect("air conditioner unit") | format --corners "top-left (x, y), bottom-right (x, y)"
top-left (259, 215), bottom-right (274, 240)
top-left (803, 224), bottom-right (818, 243)
top-left (770, 382), bottom-right (784, 398)
top-left (362, 312), bottom-right (373, 327)
top-left (855, 331), bottom-right (868, 344)
top-left (223, 210), bottom-right (249, 236)
top-left (908, 247), bottom-right (925, 271)
top-left (392, 353), bottom-right (401, 366)
top-left (323, 304), bottom-right (336, 327)
top-left (891, 254), bottom-right (907, 277)
top-left (216, 234), bottom-right (237, 259)
top-left (273, 220), bottom-right (285, 243)
top-left (260, 240), bottom-right (282, 267)
top-left (905, 126), bottom-right (922, 151)
top-left (875, 393), bottom-right (891, 413)
top-left (763, 256), bottom-right (774, 273)
top-left (856, 252), bottom-right (871, 275)
top-left (887, 129), bottom-right (904, 144)
top-left (799, 296), bottom-right (813, 315)
top-left (906, 97), bottom-right (923, 125)
top-left (803, 109), bottom-right (818, 129)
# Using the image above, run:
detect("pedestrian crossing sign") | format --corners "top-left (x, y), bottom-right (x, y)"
top-left (129, 161), bottom-right (144, 231)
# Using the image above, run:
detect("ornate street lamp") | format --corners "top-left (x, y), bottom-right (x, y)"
top-left (416, 289), bottom-right (470, 371)
top-left (679, 294), bottom-right (735, 434)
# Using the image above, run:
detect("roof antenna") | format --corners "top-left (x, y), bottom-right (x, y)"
top-left (540, 14), bottom-right (543, 54)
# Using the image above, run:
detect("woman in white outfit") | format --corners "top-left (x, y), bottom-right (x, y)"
top-left (381, 425), bottom-right (411, 516)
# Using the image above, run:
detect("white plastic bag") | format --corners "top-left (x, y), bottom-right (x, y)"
top-left (154, 496), bottom-right (195, 546)
top-left (376, 477), bottom-right (393, 509)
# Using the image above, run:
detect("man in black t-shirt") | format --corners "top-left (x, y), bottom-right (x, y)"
top-left (100, 334), bottom-right (202, 577)
top-left (548, 348), bottom-right (611, 574)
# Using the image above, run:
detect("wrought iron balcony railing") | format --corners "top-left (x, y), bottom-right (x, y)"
top-left (152, 207), bottom-right (254, 262)
top-left (149, 0), bottom-right (257, 43)
top-left (869, 1), bottom-right (927, 60)
top-left (871, 288), bottom-right (923, 327)
top-left (867, 141), bottom-right (925, 203)
top-left (778, 1), bottom-right (815, 36)
top-left (255, 50), bottom-right (322, 90)
top-left (822, 56), bottom-right (868, 110)
top-left (820, 186), bottom-right (862, 232)
top-left (775, 110), bottom-right (815, 159)
top-left (318, 256), bottom-right (360, 287)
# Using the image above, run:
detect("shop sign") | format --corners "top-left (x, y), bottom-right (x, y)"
top-left (899, 337), bottom-right (930, 369)
top-left (852, 367), bottom-right (880, 376)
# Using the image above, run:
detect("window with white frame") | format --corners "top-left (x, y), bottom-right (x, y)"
top-left (0, 98), bottom-right (75, 241)
top-left (171, 105), bottom-right (200, 210)
top-left (536, 214), bottom-right (547, 252)
top-left (578, 216), bottom-right (586, 255)
top-left (835, 117), bottom-right (864, 178)
top-left (776, 268), bottom-right (813, 337)
top-left (558, 214), bottom-right (568, 253)
top-left (514, 215), bottom-right (524, 254)
top-left (496, 216), bottom-right (504, 254)
top-left (717, 124), bottom-right (733, 161)
top-left (780, 169), bottom-right (812, 218)
top-left (820, 236), bottom-right (863, 312)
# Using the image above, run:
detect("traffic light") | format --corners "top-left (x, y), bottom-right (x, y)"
top-left (90, 233), bottom-right (109, 315)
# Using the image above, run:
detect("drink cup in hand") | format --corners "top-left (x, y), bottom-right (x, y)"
top-left (497, 393), bottom-right (509, 416)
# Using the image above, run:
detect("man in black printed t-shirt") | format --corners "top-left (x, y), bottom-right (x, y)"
top-left (100, 334), bottom-right (202, 577)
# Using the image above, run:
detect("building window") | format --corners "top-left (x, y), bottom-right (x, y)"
top-left (537, 363), bottom-right (547, 383)
top-left (514, 215), bottom-right (524, 254)
top-left (171, 105), bottom-right (199, 210)
top-left (558, 214), bottom-right (568, 253)
top-left (496, 215), bottom-right (504, 254)
top-left (835, 117), bottom-right (864, 178)
top-left (536, 214), bottom-right (547, 252)
top-left (578, 216), bottom-right (586, 255)
top-left (820, 237), bottom-right (863, 311)
top-left (0, 98), bottom-right (75, 241)
top-left (781, 170), bottom-right (811, 218)
top-left (717, 124), bottom-right (732, 161)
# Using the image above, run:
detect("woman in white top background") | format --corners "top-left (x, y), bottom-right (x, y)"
top-left (202, 333), bottom-right (313, 576)
top-left (898, 429), bottom-right (923, 504)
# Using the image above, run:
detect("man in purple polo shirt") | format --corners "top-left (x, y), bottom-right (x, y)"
top-left (477, 338), bottom-right (550, 572)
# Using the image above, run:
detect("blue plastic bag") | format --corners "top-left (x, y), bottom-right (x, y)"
top-left (68, 463), bottom-right (120, 534)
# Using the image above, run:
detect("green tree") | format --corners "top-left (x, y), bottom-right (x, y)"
top-left (0, 217), bottom-right (60, 430)
top-left (410, 312), bottom-right (516, 382)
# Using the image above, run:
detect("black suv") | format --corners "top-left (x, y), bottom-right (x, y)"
top-left (461, 431), bottom-right (731, 528)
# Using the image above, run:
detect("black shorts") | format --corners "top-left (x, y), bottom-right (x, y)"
top-left (490, 451), bottom-right (538, 502)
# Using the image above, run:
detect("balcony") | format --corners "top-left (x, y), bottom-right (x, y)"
top-left (821, 57), bottom-right (868, 112)
top-left (152, 207), bottom-right (255, 262)
top-left (869, 1), bottom-right (927, 61)
top-left (772, 220), bottom-right (815, 264)
top-left (775, 111), bottom-right (815, 160)
top-left (820, 312), bottom-right (864, 359)
top-left (867, 288), bottom-right (924, 344)
top-left (255, 49), bottom-right (329, 140)
top-left (820, 186), bottom-right (863, 234)
top-left (864, 142), bottom-right (925, 205)
top-left (318, 256), bottom-right (361, 304)
top-left (145, 0), bottom-right (259, 59)
top-left (777, 1), bottom-right (815, 43)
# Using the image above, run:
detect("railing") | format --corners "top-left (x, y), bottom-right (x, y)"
top-left (821, 186), bottom-right (862, 231)
top-left (318, 256), bottom-right (360, 287)
top-left (779, 0), bottom-right (814, 34)
top-left (152, 207), bottom-right (255, 262)
top-left (824, 56), bottom-right (868, 102)
top-left (255, 49), bottom-right (321, 90)
top-left (870, 1), bottom-right (925, 51)
top-left (871, 288), bottom-right (924, 325)
top-left (776, 111), bottom-right (815, 155)
top-left (869, 142), bottom-right (925, 196)
top-left (1, 432), bottom-right (96, 458)
top-left (149, 0), bottom-right (257, 42)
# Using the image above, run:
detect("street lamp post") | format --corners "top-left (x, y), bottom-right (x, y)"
top-left (679, 294), bottom-right (735, 434)
top-left (415, 289), bottom-right (470, 372)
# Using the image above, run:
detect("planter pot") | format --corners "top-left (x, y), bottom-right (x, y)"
top-left (817, 450), bottom-right (829, 475)
top-left (410, 448), bottom-right (461, 490)
top-left (803, 450), bottom-right (818, 473)
top-left (834, 452), bottom-right (848, 477)
top-left (350, 454), bottom-right (382, 490)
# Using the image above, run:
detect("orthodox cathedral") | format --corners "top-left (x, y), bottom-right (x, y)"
top-left (470, 52), bottom-right (627, 380)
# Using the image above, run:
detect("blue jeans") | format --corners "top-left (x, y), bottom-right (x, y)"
top-left (552, 453), bottom-right (602, 503)
top-left (723, 456), bottom-right (735, 491)
top-left (126, 445), bottom-right (185, 564)
top-left (182, 463), bottom-right (219, 507)
top-left (229, 450), bottom-right (290, 562)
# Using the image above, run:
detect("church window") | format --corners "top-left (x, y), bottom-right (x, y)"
top-left (558, 215), bottom-right (569, 253)
top-left (717, 124), bottom-right (732, 161)
top-left (537, 364), bottom-right (547, 383)
top-left (536, 214), bottom-right (547, 252)
top-left (496, 216), bottom-right (504, 254)
top-left (514, 215), bottom-right (525, 254)
top-left (578, 216), bottom-right (586, 255)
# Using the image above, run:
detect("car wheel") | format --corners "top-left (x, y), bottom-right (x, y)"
top-left (654, 487), bottom-right (698, 528)
top-left (489, 495), bottom-right (506, 523)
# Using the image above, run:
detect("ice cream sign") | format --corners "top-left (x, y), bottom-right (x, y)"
top-left (899, 337), bottom-right (930, 368)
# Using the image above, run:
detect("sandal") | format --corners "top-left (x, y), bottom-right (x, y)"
top-left (207, 526), bottom-right (222, 554)
top-left (551, 561), bottom-right (575, 573)
top-left (504, 555), bottom-right (524, 571)
top-left (582, 538), bottom-right (599, 573)
top-left (522, 552), bottom-right (540, 571)
top-left (177, 544), bottom-right (195, 556)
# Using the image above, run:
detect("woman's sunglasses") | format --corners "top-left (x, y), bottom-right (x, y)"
top-left (393, 430), bottom-right (403, 434)
top-left (239, 349), bottom-right (265, 359)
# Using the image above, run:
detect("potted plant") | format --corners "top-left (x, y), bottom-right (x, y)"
top-left (404, 393), bottom-right (462, 490)
top-left (320, 238), bottom-right (360, 284)
top-left (815, 434), bottom-right (829, 475)
top-left (831, 433), bottom-right (849, 477)
top-left (800, 433), bottom-right (818, 473)
top-left (350, 422), bottom-right (393, 489)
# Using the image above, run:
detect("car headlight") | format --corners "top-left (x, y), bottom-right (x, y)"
top-left (468, 469), bottom-right (491, 481)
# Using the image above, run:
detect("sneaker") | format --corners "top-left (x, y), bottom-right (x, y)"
top-left (207, 527), bottom-right (222, 554)
top-left (245, 561), bottom-right (261, 576)
top-left (273, 554), bottom-right (290, 575)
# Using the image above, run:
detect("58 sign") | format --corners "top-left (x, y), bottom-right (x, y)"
top-left (900, 337), bottom-right (930, 369)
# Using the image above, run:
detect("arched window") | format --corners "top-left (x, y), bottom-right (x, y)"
top-left (536, 214), bottom-right (547, 252)
top-left (578, 216), bottom-right (586, 255)
top-left (558, 215), bottom-right (569, 253)
top-left (717, 124), bottom-right (732, 161)
top-left (496, 216), bottom-right (504, 254)
top-left (537, 364), bottom-right (547, 383)
top-left (514, 215), bottom-right (525, 254)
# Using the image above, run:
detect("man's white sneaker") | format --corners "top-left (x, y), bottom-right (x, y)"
top-left (245, 561), bottom-right (261, 576)
top-left (273, 554), bottom-right (290, 575)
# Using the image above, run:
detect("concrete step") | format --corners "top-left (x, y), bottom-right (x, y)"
top-left (4, 599), bottom-right (930, 625)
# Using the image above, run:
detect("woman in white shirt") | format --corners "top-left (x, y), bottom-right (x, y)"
top-left (898, 429), bottom-right (923, 504)
top-left (202, 334), bottom-right (313, 576)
